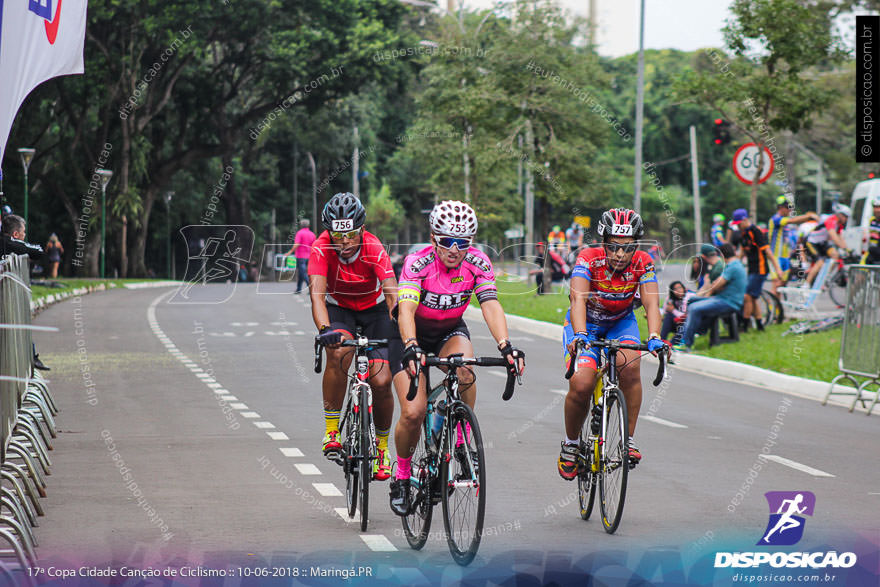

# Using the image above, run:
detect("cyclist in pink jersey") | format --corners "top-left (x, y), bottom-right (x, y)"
top-left (388, 200), bottom-right (525, 516)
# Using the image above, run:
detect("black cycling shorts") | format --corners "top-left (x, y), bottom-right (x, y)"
top-left (805, 241), bottom-right (833, 263)
top-left (389, 319), bottom-right (471, 376)
top-left (326, 303), bottom-right (395, 365)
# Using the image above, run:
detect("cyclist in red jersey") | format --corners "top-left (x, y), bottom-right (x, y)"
top-left (558, 208), bottom-right (666, 480)
top-left (309, 193), bottom-right (398, 481)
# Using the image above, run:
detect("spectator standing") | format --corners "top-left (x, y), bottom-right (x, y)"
top-left (285, 219), bottom-right (316, 294)
top-left (710, 214), bottom-right (727, 247)
top-left (732, 208), bottom-right (782, 331)
top-left (768, 195), bottom-right (819, 295)
top-left (45, 233), bottom-right (63, 278)
top-left (674, 243), bottom-right (747, 352)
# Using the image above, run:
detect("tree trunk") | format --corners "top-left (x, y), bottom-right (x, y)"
top-left (131, 188), bottom-right (156, 277)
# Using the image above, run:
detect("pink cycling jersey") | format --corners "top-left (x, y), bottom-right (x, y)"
top-left (398, 246), bottom-right (498, 335)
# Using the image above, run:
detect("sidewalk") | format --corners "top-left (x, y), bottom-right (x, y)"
top-left (463, 307), bottom-right (870, 413)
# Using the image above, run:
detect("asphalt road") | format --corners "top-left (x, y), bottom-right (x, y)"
top-left (29, 282), bottom-right (878, 585)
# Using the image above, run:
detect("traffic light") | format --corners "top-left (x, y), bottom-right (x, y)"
top-left (712, 118), bottom-right (731, 146)
top-left (870, 172), bottom-right (876, 179)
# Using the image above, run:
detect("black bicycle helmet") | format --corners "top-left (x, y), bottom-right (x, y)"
top-left (321, 192), bottom-right (366, 231)
top-left (596, 208), bottom-right (644, 240)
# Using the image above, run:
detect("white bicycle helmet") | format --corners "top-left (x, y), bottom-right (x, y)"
top-left (833, 203), bottom-right (852, 217)
top-left (429, 200), bottom-right (478, 237)
top-left (872, 195), bottom-right (880, 206)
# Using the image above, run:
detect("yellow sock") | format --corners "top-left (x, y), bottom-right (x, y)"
top-left (376, 427), bottom-right (390, 451)
top-left (324, 409), bottom-right (340, 435)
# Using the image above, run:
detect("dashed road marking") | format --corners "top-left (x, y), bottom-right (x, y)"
top-left (360, 535), bottom-right (397, 552)
top-left (280, 448), bottom-right (303, 457)
top-left (241, 412), bottom-right (261, 419)
top-left (550, 389), bottom-right (568, 396)
top-left (219, 395), bottom-right (238, 401)
top-left (295, 463), bottom-right (322, 475)
top-left (487, 370), bottom-right (507, 378)
top-left (267, 431), bottom-right (289, 440)
top-left (758, 455), bottom-right (834, 477)
top-left (254, 421), bottom-right (275, 429)
top-left (640, 415), bottom-right (688, 429)
top-left (230, 402), bottom-right (249, 410)
top-left (313, 483), bottom-right (342, 497)
top-left (335, 508), bottom-right (356, 523)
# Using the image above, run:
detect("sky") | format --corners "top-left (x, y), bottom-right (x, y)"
top-left (464, 0), bottom-right (732, 58)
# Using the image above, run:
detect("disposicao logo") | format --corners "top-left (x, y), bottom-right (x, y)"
top-left (28, 0), bottom-right (63, 44)
top-left (714, 491), bottom-right (858, 570)
top-left (759, 490), bottom-right (815, 546)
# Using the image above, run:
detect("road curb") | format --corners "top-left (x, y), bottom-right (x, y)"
top-left (30, 281), bottom-right (178, 316)
top-left (464, 306), bottom-right (861, 411)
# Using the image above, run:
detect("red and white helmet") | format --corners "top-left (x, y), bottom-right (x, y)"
top-left (597, 208), bottom-right (644, 239)
top-left (429, 200), bottom-right (478, 237)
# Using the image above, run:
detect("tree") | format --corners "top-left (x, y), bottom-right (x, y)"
top-left (675, 0), bottom-right (847, 218)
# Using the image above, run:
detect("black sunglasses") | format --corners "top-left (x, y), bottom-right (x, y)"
top-left (604, 242), bottom-right (638, 254)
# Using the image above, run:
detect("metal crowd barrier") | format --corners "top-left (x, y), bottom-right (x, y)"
top-left (824, 265), bottom-right (880, 414)
top-left (0, 253), bottom-right (59, 582)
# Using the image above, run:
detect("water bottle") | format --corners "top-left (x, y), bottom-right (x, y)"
top-left (425, 404), bottom-right (434, 441)
top-left (431, 400), bottom-right (446, 448)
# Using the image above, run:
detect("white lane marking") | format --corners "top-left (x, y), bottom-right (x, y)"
top-left (196, 373), bottom-right (212, 379)
top-left (639, 415), bottom-right (688, 429)
top-left (280, 448), bottom-right (303, 457)
top-left (758, 455), bottom-right (835, 477)
top-left (230, 402), bottom-right (249, 410)
top-left (207, 383), bottom-right (223, 389)
top-left (708, 435), bottom-right (722, 440)
top-left (295, 463), bottom-right (321, 475)
top-left (241, 412), bottom-right (261, 419)
top-left (219, 395), bottom-right (238, 401)
top-left (360, 535), bottom-right (397, 552)
top-left (869, 492), bottom-right (880, 495)
top-left (254, 421), bottom-right (276, 429)
top-left (267, 431), bottom-right (289, 440)
top-left (313, 483), bottom-right (342, 497)
top-left (487, 370), bottom-right (507, 378)
top-left (550, 389), bottom-right (568, 396)
top-left (335, 508), bottom-right (356, 523)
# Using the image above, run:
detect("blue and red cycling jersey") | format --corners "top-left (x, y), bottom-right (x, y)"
top-left (570, 246), bottom-right (657, 324)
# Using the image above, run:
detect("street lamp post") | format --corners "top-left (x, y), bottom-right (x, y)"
top-left (165, 191), bottom-right (174, 278)
top-left (96, 169), bottom-right (113, 278)
top-left (17, 148), bottom-right (35, 226)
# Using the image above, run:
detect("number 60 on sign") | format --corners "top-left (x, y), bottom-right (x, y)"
top-left (733, 143), bottom-right (774, 185)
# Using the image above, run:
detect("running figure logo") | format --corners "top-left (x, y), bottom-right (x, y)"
top-left (169, 225), bottom-right (254, 305)
top-left (758, 491), bottom-right (816, 546)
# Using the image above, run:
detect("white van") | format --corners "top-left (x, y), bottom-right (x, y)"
top-left (843, 179), bottom-right (880, 254)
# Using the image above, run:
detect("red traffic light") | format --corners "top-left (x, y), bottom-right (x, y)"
top-left (714, 138), bottom-right (722, 144)
top-left (714, 118), bottom-right (723, 125)
top-left (870, 172), bottom-right (876, 179)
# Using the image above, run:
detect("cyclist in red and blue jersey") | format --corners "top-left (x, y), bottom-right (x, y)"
top-left (388, 200), bottom-right (525, 516)
top-left (558, 208), bottom-right (665, 480)
top-left (710, 214), bottom-right (727, 247)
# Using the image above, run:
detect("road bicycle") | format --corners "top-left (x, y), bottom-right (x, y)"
top-left (401, 353), bottom-right (521, 566)
top-left (313, 331), bottom-right (388, 531)
top-left (565, 339), bottom-right (667, 534)
top-left (759, 290), bottom-right (784, 326)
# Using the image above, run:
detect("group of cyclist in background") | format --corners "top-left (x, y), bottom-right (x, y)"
top-left (307, 193), bottom-right (671, 516)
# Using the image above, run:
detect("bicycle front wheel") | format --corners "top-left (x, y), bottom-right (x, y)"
top-left (358, 386), bottom-right (372, 532)
top-left (578, 395), bottom-right (598, 521)
top-left (342, 399), bottom-right (358, 520)
top-left (402, 426), bottom-right (433, 550)
top-left (599, 386), bottom-right (629, 534)
top-left (759, 290), bottom-right (782, 326)
top-left (441, 403), bottom-right (486, 566)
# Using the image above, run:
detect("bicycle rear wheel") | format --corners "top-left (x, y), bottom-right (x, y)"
top-left (578, 395), bottom-right (598, 521)
top-left (759, 290), bottom-right (782, 326)
top-left (402, 427), bottom-right (433, 550)
top-left (828, 268), bottom-right (847, 307)
top-left (441, 403), bottom-right (486, 566)
top-left (358, 386), bottom-right (372, 532)
top-left (599, 386), bottom-right (629, 534)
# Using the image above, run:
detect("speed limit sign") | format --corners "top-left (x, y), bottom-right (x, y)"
top-left (733, 143), bottom-right (774, 185)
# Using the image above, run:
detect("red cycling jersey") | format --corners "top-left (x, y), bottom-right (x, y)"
top-left (570, 246), bottom-right (657, 323)
top-left (307, 230), bottom-right (395, 311)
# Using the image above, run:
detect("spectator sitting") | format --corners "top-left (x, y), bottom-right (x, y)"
top-left (673, 243), bottom-right (746, 352)
top-left (689, 243), bottom-right (725, 290)
top-left (661, 280), bottom-right (695, 345)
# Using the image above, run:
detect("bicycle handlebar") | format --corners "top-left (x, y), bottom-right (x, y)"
top-left (564, 338), bottom-right (667, 386)
top-left (313, 336), bottom-right (390, 373)
top-left (406, 354), bottom-right (520, 402)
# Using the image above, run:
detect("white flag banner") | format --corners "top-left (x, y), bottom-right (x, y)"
top-left (0, 0), bottom-right (88, 165)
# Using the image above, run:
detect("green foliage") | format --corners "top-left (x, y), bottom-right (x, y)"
top-left (365, 181), bottom-right (404, 243)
